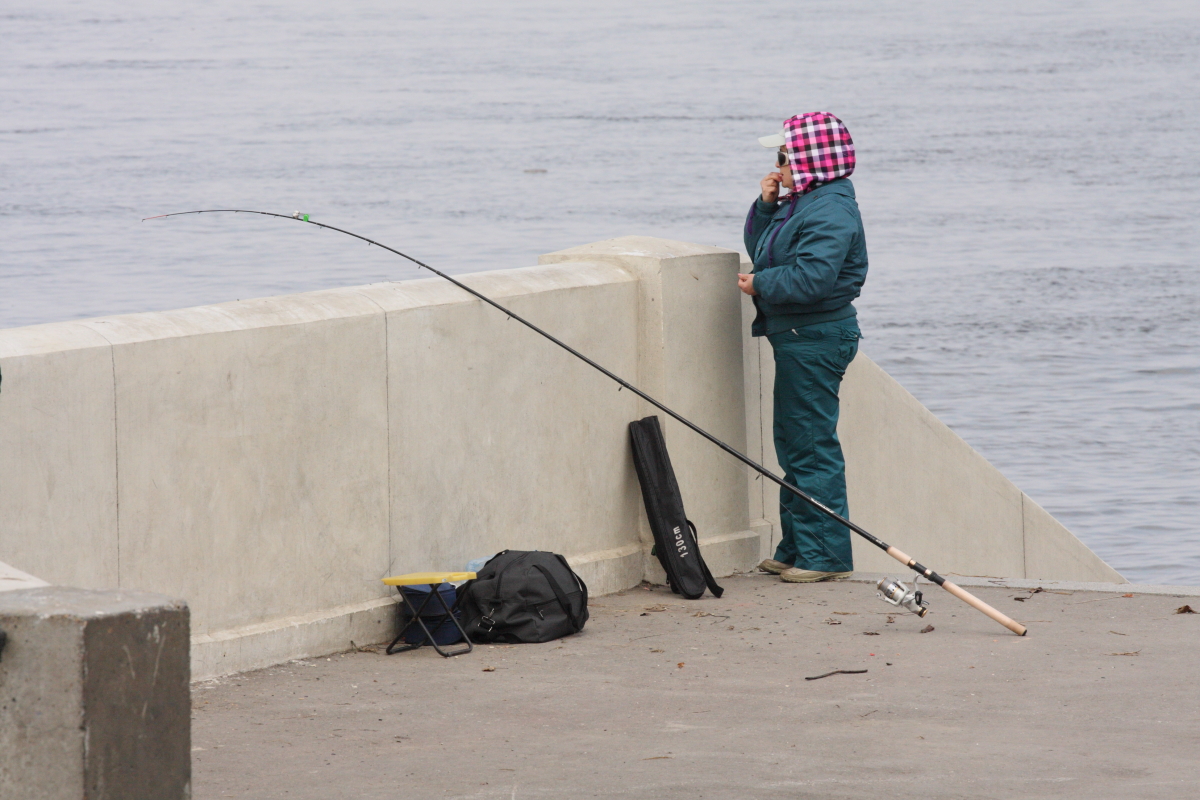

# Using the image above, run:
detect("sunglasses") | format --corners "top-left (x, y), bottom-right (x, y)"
top-left (776, 148), bottom-right (788, 168)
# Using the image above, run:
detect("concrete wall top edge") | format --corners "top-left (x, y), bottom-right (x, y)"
top-left (1, 262), bottom-right (638, 352)
top-left (356, 260), bottom-right (636, 313)
top-left (540, 235), bottom-right (738, 264)
top-left (0, 586), bottom-right (187, 618)
top-left (0, 321), bottom-right (113, 358)
top-left (73, 287), bottom-right (385, 346)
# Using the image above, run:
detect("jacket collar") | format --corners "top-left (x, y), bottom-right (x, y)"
top-left (779, 178), bottom-right (855, 214)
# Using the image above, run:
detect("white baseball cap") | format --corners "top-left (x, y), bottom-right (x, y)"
top-left (758, 131), bottom-right (785, 148)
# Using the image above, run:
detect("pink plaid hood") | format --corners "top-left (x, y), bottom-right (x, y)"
top-left (782, 112), bottom-right (855, 197)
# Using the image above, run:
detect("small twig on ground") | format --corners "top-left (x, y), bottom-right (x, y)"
top-left (805, 669), bottom-right (868, 681)
top-left (1072, 594), bottom-right (1133, 605)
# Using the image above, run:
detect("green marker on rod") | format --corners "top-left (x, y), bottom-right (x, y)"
top-left (291, 211), bottom-right (309, 222)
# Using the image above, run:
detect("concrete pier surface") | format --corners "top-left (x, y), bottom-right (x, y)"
top-left (191, 575), bottom-right (1199, 799)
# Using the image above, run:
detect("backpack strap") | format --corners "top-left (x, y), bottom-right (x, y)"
top-left (533, 561), bottom-right (587, 633)
top-left (687, 520), bottom-right (725, 599)
top-left (554, 553), bottom-right (589, 614)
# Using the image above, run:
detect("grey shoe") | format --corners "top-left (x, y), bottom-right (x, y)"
top-left (757, 559), bottom-right (794, 575)
top-left (780, 568), bottom-right (854, 583)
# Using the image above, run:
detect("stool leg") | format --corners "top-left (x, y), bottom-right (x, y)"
top-left (425, 584), bottom-right (473, 658)
top-left (385, 587), bottom-right (438, 655)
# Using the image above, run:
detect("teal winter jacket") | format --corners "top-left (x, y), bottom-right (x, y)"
top-left (743, 178), bottom-right (868, 336)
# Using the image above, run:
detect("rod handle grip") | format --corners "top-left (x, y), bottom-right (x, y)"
top-left (941, 580), bottom-right (1027, 636)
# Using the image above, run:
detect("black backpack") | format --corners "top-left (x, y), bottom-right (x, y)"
top-left (458, 551), bottom-right (589, 643)
top-left (628, 415), bottom-right (724, 600)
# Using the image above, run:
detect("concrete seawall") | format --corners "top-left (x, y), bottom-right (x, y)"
top-left (0, 237), bottom-right (1122, 678)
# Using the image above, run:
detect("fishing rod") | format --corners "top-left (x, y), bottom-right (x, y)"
top-left (144, 209), bottom-right (1028, 636)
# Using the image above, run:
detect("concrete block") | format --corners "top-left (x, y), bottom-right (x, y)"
top-left (752, 315), bottom-right (786, 561)
top-left (78, 289), bottom-right (391, 637)
top-left (695, 530), bottom-right (763, 577)
top-left (749, 518), bottom-right (777, 563)
top-left (0, 587), bottom-right (190, 800)
top-left (359, 263), bottom-right (645, 578)
top-left (0, 323), bottom-right (118, 589)
top-left (1022, 492), bottom-right (1125, 583)
top-left (566, 543), bottom-right (644, 598)
top-left (740, 289), bottom-right (767, 528)
top-left (839, 354), bottom-right (1027, 578)
top-left (541, 238), bottom-right (751, 548)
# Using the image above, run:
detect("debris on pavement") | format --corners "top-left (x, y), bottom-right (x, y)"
top-left (1176, 605), bottom-right (1195, 614)
top-left (920, 625), bottom-right (935, 633)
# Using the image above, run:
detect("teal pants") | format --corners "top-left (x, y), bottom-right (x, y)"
top-left (767, 319), bottom-right (860, 572)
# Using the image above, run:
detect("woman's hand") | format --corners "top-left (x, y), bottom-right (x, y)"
top-left (760, 172), bottom-right (784, 203)
top-left (737, 273), bottom-right (757, 296)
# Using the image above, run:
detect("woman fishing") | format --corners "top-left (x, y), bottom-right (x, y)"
top-left (739, 112), bottom-right (867, 583)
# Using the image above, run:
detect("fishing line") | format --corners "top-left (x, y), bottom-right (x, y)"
top-left (144, 208), bottom-right (1028, 636)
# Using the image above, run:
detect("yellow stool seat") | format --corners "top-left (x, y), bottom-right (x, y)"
top-left (382, 571), bottom-right (476, 587)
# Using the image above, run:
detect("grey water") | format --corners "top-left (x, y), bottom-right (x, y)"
top-left (2, 1), bottom-right (1198, 584)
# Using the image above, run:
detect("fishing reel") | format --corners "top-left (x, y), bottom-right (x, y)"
top-left (876, 576), bottom-right (930, 617)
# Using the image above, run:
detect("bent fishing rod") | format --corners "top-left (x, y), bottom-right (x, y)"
top-left (144, 208), bottom-right (1027, 636)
